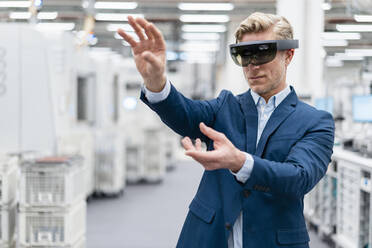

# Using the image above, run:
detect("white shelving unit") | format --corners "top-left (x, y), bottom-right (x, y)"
top-left (305, 147), bottom-right (372, 248)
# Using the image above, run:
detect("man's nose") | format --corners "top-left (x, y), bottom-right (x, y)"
top-left (244, 63), bottom-right (260, 71)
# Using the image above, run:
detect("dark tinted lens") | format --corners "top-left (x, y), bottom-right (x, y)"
top-left (251, 44), bottom-right (276, 65)
top-left (230, 43), bottom-right (277, 67)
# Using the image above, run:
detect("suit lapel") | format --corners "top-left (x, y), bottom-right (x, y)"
top-left (238, 90), bottom-right (258, 155)
top-left (255, 88), bottom-right (298, 157)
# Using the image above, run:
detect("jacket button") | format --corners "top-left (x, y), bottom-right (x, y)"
top-left (243, 189), bottom-right (251, 198)
top-left (225, 223), bottom-right (232, 230)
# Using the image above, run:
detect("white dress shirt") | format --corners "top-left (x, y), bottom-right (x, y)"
top-left (143, 80), bottom-right (291, 248)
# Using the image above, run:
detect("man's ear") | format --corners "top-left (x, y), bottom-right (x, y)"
top-left (285, 49), bottom-right (295, 66)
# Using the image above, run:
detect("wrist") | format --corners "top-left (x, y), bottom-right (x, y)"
top-left (145, 74), bottom-right (167, 92)
top-left (231, 149), bottom-right (246, 173)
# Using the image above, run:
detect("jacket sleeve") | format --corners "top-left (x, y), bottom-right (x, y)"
top-left (140, 83), bottom-right (228, 141)
top-left (243, 111), bottom-right (335, 199)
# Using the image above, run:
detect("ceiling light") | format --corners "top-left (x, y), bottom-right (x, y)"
top-left (0, 1), bottom-right (30, 8)
top-left (336, 24), bottom-right (372, 32)
top-left (9, 12), bottom-right (31, 19)
top-left (322, 39), bottom-right (348, 47)
top-left (37, 12), bottom-right (58, 20)
top-left (345, 49), bottom-right (372, 56)
top-left (354, 15), bottom-right (372, 22)
top-left (179, 52), bottom-right (214, 63)
top-left (34, 0), bottom-right (42, 8)
top-left (322, 3), bottom-right (332, 10)
top-left (182, 33), bottom-right (220, 41)
top-left (334, 53), bottom-right (364, 61)
top-left (107, 24), bottom-right (134, 32)
top-left (95, 1), bottom-right (138, 9)
top-left (182, 24), bottom-right (226, 33)
top-left (321, 32), bottom-right (361, 40)
top-left (180, 41), bottom-right (219, 52)
top-left (95, 13), bottom-right (144, 21)
top-left (180, 14), bottom-right (229, 23)
top-left (36, 23), bottom-right (75, 31)
top-left (178, 3), bottom-right (234, 11)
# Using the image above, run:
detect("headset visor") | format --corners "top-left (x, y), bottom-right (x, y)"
top-left (229, 40), bottom-right (299, 67)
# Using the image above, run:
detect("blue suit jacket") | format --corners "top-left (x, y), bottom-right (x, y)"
top-left (140, 84), bottom-right (335, 248)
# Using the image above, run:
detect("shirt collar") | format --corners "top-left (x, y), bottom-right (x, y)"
top-left (250, 85), bottom-right (291, 108)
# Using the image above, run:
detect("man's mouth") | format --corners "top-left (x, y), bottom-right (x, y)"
top-left (249, 75), bottom-right (265, 80)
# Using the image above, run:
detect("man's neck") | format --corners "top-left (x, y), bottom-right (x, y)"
top-left (260, 84), bottom-right (287, 103)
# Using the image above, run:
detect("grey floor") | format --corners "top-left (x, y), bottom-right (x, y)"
top-left (87, 160), bottom-right (330, 248)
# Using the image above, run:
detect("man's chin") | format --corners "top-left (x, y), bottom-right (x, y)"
top-left (249, 85), bottom-right (267, 95)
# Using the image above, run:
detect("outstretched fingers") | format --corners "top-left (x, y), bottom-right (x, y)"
top-left (181, 137), bottom-right (195, 151)
top-left (128, 16), bottom-right (146, 41)
top-left (136, 18), bottom-right (155, 41)
top-left (144, 19), bottom-right (166, 49)
top-left (117, 29), bottom-right (137, 48)
top-left (195, 138), bottom-right (202, 151)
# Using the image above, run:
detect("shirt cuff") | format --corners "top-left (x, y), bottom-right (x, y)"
top-left (230, 152), bottom-right (254, 184)
top-left (142, 79), bottom-right (171, 103)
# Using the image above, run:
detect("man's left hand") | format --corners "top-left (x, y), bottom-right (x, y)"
top-left (181, 122), bottom-right (246, 173)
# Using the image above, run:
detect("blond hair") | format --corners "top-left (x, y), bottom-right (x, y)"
top-left (234, 12), bottom-right (293, 43)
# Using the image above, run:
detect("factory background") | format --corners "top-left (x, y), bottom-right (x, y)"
top-left (0, 0), bottom-right (371, 247)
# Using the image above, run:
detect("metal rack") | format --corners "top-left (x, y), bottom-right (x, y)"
top-left (18, 202), bottom-right (86, 247)
top-left (19, 156), bottom-right (85, 208)
top-left (94, 131), bottom-right (125, 195)
top-left (126, 144), bottom-right (144, 183)
top-left (143, 128), bottom-right (166, 183)
top-left (18, 156), bottom-right (86, 248)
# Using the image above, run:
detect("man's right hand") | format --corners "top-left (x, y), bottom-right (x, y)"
top-left (117, 16), bottom-right (167, 92)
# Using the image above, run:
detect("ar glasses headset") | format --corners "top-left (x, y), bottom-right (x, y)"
top-left (229, 40), bottom-right (299, 67)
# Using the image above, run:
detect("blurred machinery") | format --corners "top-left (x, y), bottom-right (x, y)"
top-left (0, 24), bottom-right (56, 155)
top-left (90, 50), bottom-right (126, 196)
top-left (119, 59), bottom-right (177, 183)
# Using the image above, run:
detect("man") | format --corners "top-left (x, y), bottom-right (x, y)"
top-left (118, 12), bottom-right (334, 248)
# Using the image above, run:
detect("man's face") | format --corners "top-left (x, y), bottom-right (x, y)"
top-left (240, 29), bottom-right (293, 99)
